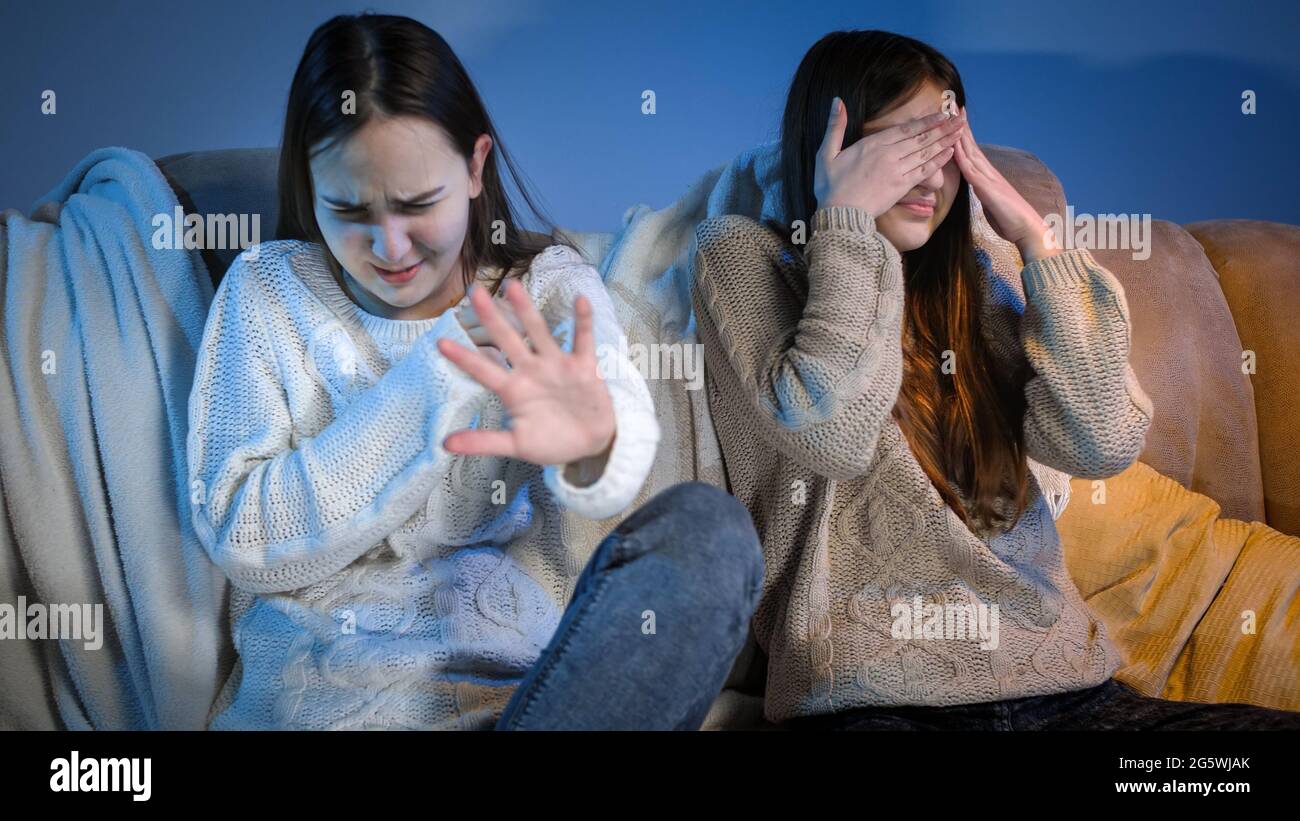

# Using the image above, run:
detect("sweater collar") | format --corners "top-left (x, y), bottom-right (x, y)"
top-left (289, 241), bottom-right (473, 345)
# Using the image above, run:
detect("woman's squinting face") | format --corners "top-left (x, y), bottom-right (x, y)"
top-left (864, 79), bottom-right (960, 252)
top-left (310, 114), bottom-right (491, 320)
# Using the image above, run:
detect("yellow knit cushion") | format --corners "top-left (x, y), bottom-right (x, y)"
top-left (1058, 460), bottom-right (1299, 710)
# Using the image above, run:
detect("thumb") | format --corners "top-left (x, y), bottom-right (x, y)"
top-left (818, 96), bottom-right (847, 162)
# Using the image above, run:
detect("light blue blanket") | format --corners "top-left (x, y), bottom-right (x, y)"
top-left (0, 147), bottom-right (229, 730)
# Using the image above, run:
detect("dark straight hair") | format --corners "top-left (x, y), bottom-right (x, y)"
top-left (776, 30), bottom-right (1031, 535)
top-left (275, 12), bottom-right (573, 296)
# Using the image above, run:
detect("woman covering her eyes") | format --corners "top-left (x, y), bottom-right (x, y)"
top-left (690, 29), bottom-right (1300, 730)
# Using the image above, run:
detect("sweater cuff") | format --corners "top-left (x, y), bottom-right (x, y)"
top-left (1020, 248), bottom-right (1106, 298)
top-left (542, 404), bottom-right (660, 521)
top-left (411, 309), bottom-right (493, 444)
top-left (810, 205), bottom-right (901, 292)
top-left (811, 205), bottom-right (874, 234)
top-left (412, 309), bottom-right (483, 384)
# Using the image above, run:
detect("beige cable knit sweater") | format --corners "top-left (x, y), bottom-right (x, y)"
top-left (690, 205), bottom-right (1154, 723)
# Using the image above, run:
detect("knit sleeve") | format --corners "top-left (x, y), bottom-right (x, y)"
top-left (1016, 248), bottom-right (1155, 478)
top-left (529, 250), bottom-right (661, 520)
top-left (691, 207), bottom-right (906, 480)
top-left (186, 252), bottom-right (489, 594)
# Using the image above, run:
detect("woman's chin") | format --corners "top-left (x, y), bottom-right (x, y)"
top-left (879, 226), bottom-right (932, 253)
top-left (383, 285), bottom-right (440, 307)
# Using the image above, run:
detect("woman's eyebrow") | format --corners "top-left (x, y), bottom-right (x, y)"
top-left (321, 186), bottom-right (445, 207)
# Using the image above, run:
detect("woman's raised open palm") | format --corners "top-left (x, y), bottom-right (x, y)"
top-left (436, 277), bottom-right (616, 467)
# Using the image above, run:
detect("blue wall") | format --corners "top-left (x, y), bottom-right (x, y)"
top-left (3, 0), bottom-right (1297, 231)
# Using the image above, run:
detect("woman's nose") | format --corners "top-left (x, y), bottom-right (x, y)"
top-left (903, 174), bottom-right (945, 205)
top-left (919, 163), bottom-right (947, 190)
top-left (371, 216), bottom-right (412, 264)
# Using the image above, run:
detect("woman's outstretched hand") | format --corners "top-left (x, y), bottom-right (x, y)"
top-left (952, 105), bottom-right (1059, 263)
top-left (437, 278), bottom-right (616, 470)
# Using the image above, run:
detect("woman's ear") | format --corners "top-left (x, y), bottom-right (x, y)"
top-left (468, 133), bottom-right (494, 199)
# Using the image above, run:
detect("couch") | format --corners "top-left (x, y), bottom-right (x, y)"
top-left (153, 143), bottom-right (1300, 730)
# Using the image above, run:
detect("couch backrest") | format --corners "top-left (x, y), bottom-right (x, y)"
top-left (156, 148), bottom-right (279, 282)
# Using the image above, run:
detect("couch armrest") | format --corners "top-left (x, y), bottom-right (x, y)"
top-left (1186, 219), bottom-right (1300, 538)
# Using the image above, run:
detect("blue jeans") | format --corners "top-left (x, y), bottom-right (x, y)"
top-left (784, 678), bottom-right (1300, 730)
top-left (494, 481), bottom-right (764, 730)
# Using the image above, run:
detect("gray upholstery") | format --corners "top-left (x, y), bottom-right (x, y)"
top-left (155, 147), bottom-right (281, 285)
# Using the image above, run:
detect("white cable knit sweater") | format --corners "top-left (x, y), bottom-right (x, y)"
top-left (186, 239), bottom-right (660, 730)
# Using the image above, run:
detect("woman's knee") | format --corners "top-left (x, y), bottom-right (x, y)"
top-left (613, 481), bottom-right (764, 596)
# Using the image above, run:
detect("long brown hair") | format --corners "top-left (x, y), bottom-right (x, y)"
top-left (275, 13), bottom-right (573, 296)
top-left (775, 30), bottom-right (1031, 534)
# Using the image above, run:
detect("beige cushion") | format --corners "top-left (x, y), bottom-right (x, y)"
top-left (979, 147), bottom-right (1266, 523)
top-left (1091, 228), bottom-right (1264, 524)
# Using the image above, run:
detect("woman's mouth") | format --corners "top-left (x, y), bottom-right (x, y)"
top-left (372, 260), bottom-right (423, 283)
top-left (898, 201), bottom-right (936, 217)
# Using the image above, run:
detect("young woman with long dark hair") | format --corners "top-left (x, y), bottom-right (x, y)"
top-left (691, 29), bottom-right (1299, 729)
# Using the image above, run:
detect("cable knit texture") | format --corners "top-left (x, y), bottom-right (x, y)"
top-left (690, 206), bottom-right (1154, 723)
top-left (187, 239), bottom-right (660, 730)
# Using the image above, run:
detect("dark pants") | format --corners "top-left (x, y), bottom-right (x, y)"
top-left (785, 678), bottom-right (1300, 730)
